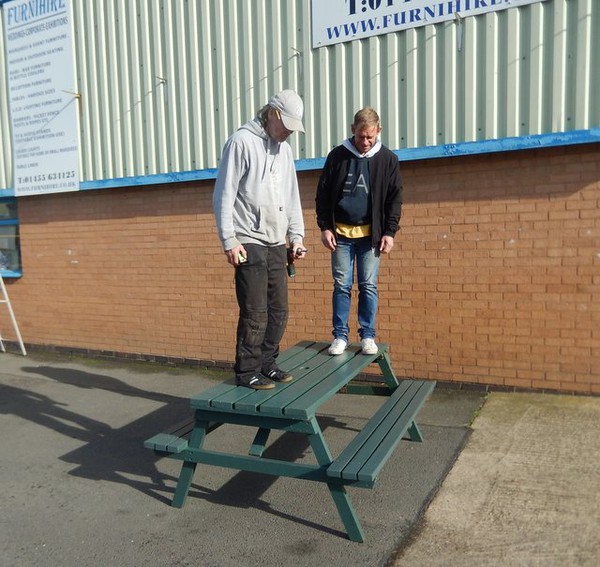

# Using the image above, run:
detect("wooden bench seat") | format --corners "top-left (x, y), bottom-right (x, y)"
top-left (144, 417), bottom-right (220, 454)
top-left (327, 379), bottom-right (435, 487)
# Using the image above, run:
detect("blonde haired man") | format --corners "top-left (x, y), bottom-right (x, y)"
top-left (316, 107), bottom-right (402, 355)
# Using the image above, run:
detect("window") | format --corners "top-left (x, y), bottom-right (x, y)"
top-left (0, 198), bottom-right (22, 277)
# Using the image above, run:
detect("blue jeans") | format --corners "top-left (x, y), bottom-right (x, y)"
top-left (331, 235), bottom-right (380, 341)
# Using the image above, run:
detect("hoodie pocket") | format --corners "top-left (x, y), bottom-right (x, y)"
top-left (254, 204), bottom-right (286, 243)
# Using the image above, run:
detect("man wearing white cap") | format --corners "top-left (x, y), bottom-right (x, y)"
top-left (213, 90), bottom-right (306, 389)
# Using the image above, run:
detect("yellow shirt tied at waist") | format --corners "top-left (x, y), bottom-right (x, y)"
top-left (335, 222), bottom-right (371, 238)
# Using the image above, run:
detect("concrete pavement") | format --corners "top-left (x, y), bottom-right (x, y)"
top-left (0, 349), bottom-right (598, 566)
top-left (394, 391), bottom-right (600, 567)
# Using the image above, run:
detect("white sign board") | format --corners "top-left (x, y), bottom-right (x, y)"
top-left (312, 0), bottom-right (547, 48)
top-left (3, 0), bottom-right (79, 196)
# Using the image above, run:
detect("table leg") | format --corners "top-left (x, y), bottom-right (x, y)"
top-left (308, 418), bottom-right (365, 542)
top-left (327, 482), bottom-right (365, 542)
top-left (249, 427), bottom-right (271, 457)
top-left (377, 350), bottom-right (400, 388)
top-left (171, 417), bottom-right (209, 508)
top-left (172, 461), bottom-right (197, 508)
top-left (407, 420), bottom-right (424, 442)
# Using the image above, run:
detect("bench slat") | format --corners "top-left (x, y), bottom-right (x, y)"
top-left (355, 381), bottom-right (435, 483)
top-left (327, 380), bottom-right (435, 485)
top-left (144, 415), bottom-right (195, 453)
top-left (145, 432), bottom-right (190, 453)
top-left (326, 381), bottom-right (414, 478)
top-left (144, 417), bottom-right (220, 453)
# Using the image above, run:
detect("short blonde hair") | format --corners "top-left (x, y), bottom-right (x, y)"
top-left (352, 107), bottom-right (380, 130)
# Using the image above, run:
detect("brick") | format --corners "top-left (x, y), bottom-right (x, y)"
top-left (3, 146), bottom-right (598, 394)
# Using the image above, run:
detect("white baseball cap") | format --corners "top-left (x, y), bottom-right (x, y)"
top-left (269, 89), bottom-right (305, 133)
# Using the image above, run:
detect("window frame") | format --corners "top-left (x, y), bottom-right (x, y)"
top-left (0, 197), bottom-right (22, 278)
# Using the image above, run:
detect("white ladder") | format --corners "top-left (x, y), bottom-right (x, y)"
top-left (0, 274), bottom-right (26, 356)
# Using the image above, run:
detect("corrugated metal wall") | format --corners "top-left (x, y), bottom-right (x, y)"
top-left (0, 0), bottom-right (598, 189)
top-left (0, 16), bottom-right (11, 189)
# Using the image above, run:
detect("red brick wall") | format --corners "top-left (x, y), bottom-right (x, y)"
top-left (1, 143), bottom-right (598, 394)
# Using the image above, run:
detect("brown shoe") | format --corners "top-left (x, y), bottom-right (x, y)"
top-left (264, 369), bottom-right (294, 383)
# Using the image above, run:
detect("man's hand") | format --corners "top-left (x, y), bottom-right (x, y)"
top-left (225, 244), bottom-right (247, 267)
top-left (320, 229), bottom-right (337, 251)
top-left (379, 235), bottom-right (394, 254)
top-left (292, 242), bottom-right (307, 259)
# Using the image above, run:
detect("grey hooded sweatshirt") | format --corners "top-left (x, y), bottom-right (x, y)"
top-left (213, 117), bottom-right (304, 251)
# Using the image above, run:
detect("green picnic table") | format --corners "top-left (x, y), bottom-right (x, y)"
top-left (145, 340), bottom-right (435, 542)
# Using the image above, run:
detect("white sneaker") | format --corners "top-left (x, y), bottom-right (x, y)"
top-left (361, 338), bottom-right (378, 355)
top-left (328, 338), bottom-right (347, 355)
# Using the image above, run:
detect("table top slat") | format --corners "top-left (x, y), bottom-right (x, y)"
top-left (190, 382), bottom-right (238, 409)
top-left (284, 345), bottom-right (388, 419)
top-left (209, 386), bottom-right (263, 411)
top-left (233, 343), bottom-right (329, 414)
top-left (256, 347), bottom-right (354, 416)
top-left (190, 342), bottom-right (387, 419)
top-left (190, 342), bottom-right (326, 413)
top-left (276, 340), bottom-right (321, 365)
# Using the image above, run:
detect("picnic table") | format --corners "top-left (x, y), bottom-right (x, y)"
top-left (145, 340), bottom-right (435, 542)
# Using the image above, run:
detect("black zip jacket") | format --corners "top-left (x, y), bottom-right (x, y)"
top-left (315, 143), bottom-right (403, 247)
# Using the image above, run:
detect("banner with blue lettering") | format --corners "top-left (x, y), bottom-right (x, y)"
top-left (312, 0), bottom-right (547, 48)
top-left (3, 0), bottom-right (79, 196)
